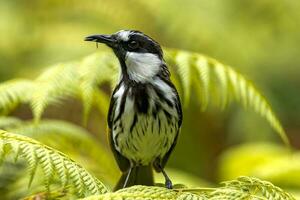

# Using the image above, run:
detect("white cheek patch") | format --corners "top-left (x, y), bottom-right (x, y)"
top-left (125, 52), bottom-right (162, 83)
top-left (117, 30), bottom-right (130, 41)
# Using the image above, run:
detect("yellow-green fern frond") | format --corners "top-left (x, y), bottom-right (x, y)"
top-left (177, 192), bottom-right (207, 200)
top-left (31, 63), bottom-right (80, 122)
top-left (0, 130), bottom-right (108, 196)
top-left (81, 177), bottom-right (295, 200)
top-left (173, 51), bottom-right (192, 105)
top-left (0, 118), bottom-right (118, 198)
top-left (77, 52), bottom-right (117, 124)
top-left (165, 49), bottom-right (289, 145)
top-left (82, 186), bottom-right (178, 200)
top-left (0, 79), bottom-right (34, 115)
top-left (207, 189), bottom-right (250, 200)
top-left (220, 176), bottom-right (295, 200)
top-left (5, 119), bottom-right (119, 184)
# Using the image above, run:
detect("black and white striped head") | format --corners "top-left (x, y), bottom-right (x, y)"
top-left (85, 30), bottom-right (168, 83)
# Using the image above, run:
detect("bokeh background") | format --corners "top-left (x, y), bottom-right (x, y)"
top-left (1, 0), bottom-right (300, 198)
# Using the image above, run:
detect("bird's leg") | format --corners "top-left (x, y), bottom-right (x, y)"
top-left (123, 167), bottom-right (132, 188)
top-left (162, 169), bottom-right (173, 189)
top-left (158, 165), bottom-right (173, 189)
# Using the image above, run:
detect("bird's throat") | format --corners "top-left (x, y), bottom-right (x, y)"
top-left (124, 52), bottom-right (162, 83)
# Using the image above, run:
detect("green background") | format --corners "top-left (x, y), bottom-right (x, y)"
top-left (0, 0), bottom-right (299, 195)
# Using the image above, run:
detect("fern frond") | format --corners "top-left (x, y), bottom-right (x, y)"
top-left (81, 186), bottom-right (178, 200)
top-left (81, 176), bottom-right (295, 200)
top-left (177, 192), bottom-right (207, 200)
top-left (207, 188), bottom-right (252, 200)
top-left (184, 176), bottom-right (295, 200)
top-left (194, 57), bottom-right (210, 110)
top-left (0, 130), bottom-right (108, 196)
top-left (173, 51), bottom-right (193, 105)
top-left (77, 52), bottom-right (117, 124)
top-left (6, 119), bottom-right (119, 184)
top-left (0, 79), bottom-right (34, 115)
top-left (165, 49), bottom-right (289, 145)
top-left (222, 176), bottom-right (295, 200)
top-left (30, 63), bottom-right (80, 122)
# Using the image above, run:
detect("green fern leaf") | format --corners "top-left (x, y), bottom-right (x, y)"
top-left (0, 79), bottom-right (34, 115)
top-left (0, 130), bottom-right (108, 196)
top-left (81, 186), bottom-right (178, 200)
top-left (77, 52), bottom-right (117, 124)
top-left (22, 142), bottom-right (39, 188)
top-left (165, 49), bottom-right (289, 145)
top-left (208, 188), bottom-right (251, 200)
top-left (81, 177), bottom-right (295, 200)
top-left (3, 118), bottom-right (119, 185)
top-left (181, 176), bottom-right (295, 200)
top-left (222, 176), bottom-right (295, 200)
top-left (37, 147), bottom-right (55, 189)
top-left (195, 56), bottom-right (211, 110)
top-left (173, 51), bottom-right (193, 105)
top-left (177, 192), bottom-right (207, 200)
top-left (30, 63), bottom-right (80, 123)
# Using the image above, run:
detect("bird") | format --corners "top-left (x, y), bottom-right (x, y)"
top-left (85, 30), bottom-right (182, 190)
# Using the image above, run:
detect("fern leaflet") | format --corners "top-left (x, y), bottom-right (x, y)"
top-left (30, 63), bottom-right (80, 122)
top-left (81, 176), bottom-right (295, 200)
top-left (0, 79), bottom-right (34, 115)
top-left (0, 130), bottom-right (108, 196)
top-left (166, 49), bottom-right (289, 145)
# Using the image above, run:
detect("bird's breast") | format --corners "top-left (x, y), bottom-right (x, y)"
top-left (111, 78), bottom-right (180, 165)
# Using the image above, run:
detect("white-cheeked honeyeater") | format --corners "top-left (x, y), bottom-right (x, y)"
top-left (85, 30), bottom-right (182, 190)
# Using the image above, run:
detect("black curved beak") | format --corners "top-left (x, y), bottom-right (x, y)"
top-left (84, 34), bottom-right (117, 48)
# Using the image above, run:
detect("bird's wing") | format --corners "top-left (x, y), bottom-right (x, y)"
top-left (154, 77), bottom-right (183, 171)
top-left (107, 85), bottom-right (131, 172)
top-left (107, 127), bottom-right (131, 172)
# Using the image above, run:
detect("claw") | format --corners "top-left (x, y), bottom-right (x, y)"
top-left (158, 164), bottom-right (173, 189)
top-left (165, 178), bottom-right (173, 189)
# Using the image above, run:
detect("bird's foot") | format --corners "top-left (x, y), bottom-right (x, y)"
top-left (165, 178), bottom-right (173, 189)
top-left (160, 166), bottom-right (173, 189)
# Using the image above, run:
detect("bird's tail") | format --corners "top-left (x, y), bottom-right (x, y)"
top-left (114, 165), bottom-right (154, 191)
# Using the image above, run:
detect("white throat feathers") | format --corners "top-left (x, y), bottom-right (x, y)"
top-left (125, 52), bottom-right (162, 83)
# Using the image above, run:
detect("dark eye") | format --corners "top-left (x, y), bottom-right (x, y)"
top-left (128, 40), bottom-right (139, 49)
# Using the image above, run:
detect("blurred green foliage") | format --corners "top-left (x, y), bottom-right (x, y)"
top-left (0, 0), bottom-right (299, 198)
top-left (218, 143), bottom-right (300, 198)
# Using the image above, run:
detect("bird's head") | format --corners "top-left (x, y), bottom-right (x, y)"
top-left (85, 30), bottom-right (169, 83)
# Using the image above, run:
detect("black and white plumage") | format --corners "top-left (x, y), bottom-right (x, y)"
top-left (85, 30), bottom-right (182, 190)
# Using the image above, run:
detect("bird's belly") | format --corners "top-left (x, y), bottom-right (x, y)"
top-left (113, 103), bottom-right (178, 166)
